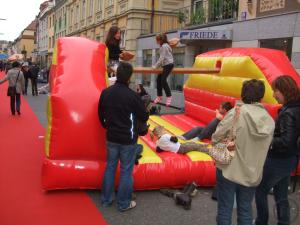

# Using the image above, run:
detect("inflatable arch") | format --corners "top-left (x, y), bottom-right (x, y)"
top-left (42, 37), bottom-right (300, 190)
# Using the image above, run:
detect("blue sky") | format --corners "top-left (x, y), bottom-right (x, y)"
top-left (0, 0), bottom-right (45, 41)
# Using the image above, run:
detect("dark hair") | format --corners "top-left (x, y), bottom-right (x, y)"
top-left (12, 61), bottom-right (20, 68)
top-left (272, 75), bottom-right (300, 104)
top-left (156, 33), bottom-right (169, 46)
top-left (241, 79), bottom-right (265, 104)
top-left (221, 102), bottom-right (233, 112)
top-left (116, 62), bottom-right (133, 84)
top-left (105, 26), bottom-right (121, 46)
top-left (137, 84), bottom-right (147, 96)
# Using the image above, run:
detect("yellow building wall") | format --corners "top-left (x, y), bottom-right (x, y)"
top-left (19, 38), bottom-right (35, 59)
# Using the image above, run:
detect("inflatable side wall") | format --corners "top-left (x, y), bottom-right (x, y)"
top-left (43, 38), bottom-right (108, 189)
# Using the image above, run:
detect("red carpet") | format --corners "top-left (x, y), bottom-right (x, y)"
top-left (0, 72), bottom-right (107, 225)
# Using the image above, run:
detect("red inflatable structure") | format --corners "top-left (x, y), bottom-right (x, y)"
top-left (42, 37), bottom-right (300, 190)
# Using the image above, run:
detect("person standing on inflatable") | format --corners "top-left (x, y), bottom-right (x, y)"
top-left (152, 33), bottom-right (174, 107)
top-left (105, 26), bottom-right (123, 84)
top-left (98, 62), bottom-right (149, 212)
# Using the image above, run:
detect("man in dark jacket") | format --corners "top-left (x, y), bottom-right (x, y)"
top-left (29, 64), bottom-right (39, 96)
top-left (98, 62), bottom-right (149, 212)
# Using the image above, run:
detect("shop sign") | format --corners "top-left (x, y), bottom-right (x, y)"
top-left (260, 0), bottom-right (285, 12)
top-left (178, 30), bottom-right (232, 40)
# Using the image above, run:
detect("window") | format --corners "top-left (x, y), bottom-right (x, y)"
top-left (170, 48), bottom-right (185, 91)
top-left (97, 0), bottom-right (102, 11)
top-left (70, 9), bottom-right (73, 25)
top-left (59, 17), bottom-right (62, 29)
top-left (76, 5), bottom-right (79, 23)
top-left (89, 0), bottom-right (94, 16)
top-left (107, 0), bottom-right (113, 7)
top-left (120, 30), bottom-right (126, 48)
top-left (191, 0), bottom-right (205, 25)
top-left (193, 0), bottom-right (203, 13)
top-left (82, 0), bottom-right (86, 19)
top-left (260, 38), bottom-right (293, 60)
top-left (142, 50), bottom-right (152, 87)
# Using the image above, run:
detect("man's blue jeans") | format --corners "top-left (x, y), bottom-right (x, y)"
top-left (255, 156), bottom-right (297, 225)
top-left (101, 141), bottom-right (138, 211)
top-left (216, 169), bottom-right (256, 225)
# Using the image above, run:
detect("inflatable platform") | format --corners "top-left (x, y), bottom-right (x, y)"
top-left (42, 37), bottom-right (300, 190)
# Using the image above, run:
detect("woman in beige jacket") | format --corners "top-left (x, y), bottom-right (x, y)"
top-left (0, 61), bottom-right (25, 115)
top-left (212, 79), bottom-right (275, 225)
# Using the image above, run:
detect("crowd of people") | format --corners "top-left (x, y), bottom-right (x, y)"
top-left (99, 26), bottom-right (300, 225)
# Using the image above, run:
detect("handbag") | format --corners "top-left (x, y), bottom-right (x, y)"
top-left (7, 71), bottom-right (20, 97)
top-left (208, 106), bottom-right (241, 165)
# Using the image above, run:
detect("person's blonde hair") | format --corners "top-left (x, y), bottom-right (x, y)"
top-left (150, 125), bottom-right (164, 141)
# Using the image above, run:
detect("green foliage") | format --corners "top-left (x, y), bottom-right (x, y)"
top-left (177, 10), bottom-right (187, 24)
top-left (191, 7), bottom-right (205, 25)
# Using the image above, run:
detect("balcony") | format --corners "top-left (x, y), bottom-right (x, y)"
top-left (140, 0), bottom-right (238, 35)
top-left (176, 0), bottom-right (238, 27)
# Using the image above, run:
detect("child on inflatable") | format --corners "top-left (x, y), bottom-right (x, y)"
top-left (151, 125), bottom-right (208, 154)
top-left (179, 102), bottom-right (233, 141)
top-left (152, 33), bottom-right (174, 107)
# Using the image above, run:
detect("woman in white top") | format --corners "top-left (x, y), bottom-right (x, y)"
top-left (151, 125), bottom-right (208, 154)
top-left (152, 33), bottom-right (174, 107)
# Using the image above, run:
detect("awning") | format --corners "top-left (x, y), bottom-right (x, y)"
top-left (0, 53), bottom-right (8, 60)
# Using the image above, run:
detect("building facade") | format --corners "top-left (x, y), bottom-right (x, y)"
top-left (66, 0), bottom-right (183, 56)
top-left (0, 40), bottom-right (9, 54)
top-left (54, 0), bottom-right (67, 41)
top-left (37, 0), bottom-right (54, 68)
top-left (13, 20), bottom-right (37, 61)
top-left (48, 8), bottom-right (55, 67)
top-left (136, 0), bottom-right (300, 108)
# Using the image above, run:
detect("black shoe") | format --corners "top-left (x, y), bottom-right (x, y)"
top-left (182, 182), bottom-right (198, 197)
top-left (12, 112), bottom-right (15, 116)
top-left (17, 111), bottom-right (21, 115)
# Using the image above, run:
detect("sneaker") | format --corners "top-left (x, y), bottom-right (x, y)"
top-left (166, 96), bottom-right (172, 106)
top-left (177, 135), bottom-right (186, 141)
top-left (119, 200), bottom-right (136, 212)
top-left (154, 96), bottom-right (162, 104)
top-left (191, 137), bottom-right (200, 142)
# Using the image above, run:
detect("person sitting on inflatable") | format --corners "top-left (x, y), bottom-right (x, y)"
top-left (151, 125), bottom-right (208, 154)
top-left (179, 102), bottom-right (233, 141)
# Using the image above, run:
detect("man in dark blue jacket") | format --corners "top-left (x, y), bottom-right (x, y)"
top-left (98, 62), bottom-right (149, 212)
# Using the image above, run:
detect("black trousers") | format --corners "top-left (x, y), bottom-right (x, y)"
top-left (31, 77), bottom-right (38, 95)
top-left (10, 94), bottom-right (21, 114)
top-left (24, 76), bottom-right (29, 94)
top-left (156, 63), bottom-right (173, 97)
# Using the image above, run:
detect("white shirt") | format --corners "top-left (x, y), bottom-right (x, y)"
top-left (156, 134), bottom-right (180, 153)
